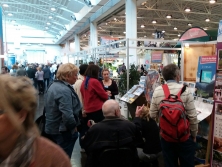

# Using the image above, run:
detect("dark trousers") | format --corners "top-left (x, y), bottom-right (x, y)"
top-left (37, 80), bottom-right (44, 93)
top-left (51, 131), bottom-right (78, 158)
top-left (86, 109), bottom-right (104, 123)
top-left (44, 78), bottom-right (50, 89)
top-left (160, 137), bottom-right (195, 167)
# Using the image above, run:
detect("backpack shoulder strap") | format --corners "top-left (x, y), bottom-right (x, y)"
top-left (177, 85), bottom-right (187, 98)
top-left (162, 84), bottom-right (170, 98)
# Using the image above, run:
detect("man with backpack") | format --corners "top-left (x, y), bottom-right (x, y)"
top-left (150, 64), bottom-right (198, 167)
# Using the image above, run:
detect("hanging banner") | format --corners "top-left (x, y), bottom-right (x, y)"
top-left (212, 20), bottom-right (222, 167)
top-left (144, 50), bottom-right (151, 70)
top-left (100, 37), bottom-right (119, 48)
top-left (151, 51), bottom-right (163, 63)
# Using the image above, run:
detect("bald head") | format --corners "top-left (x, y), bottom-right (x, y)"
top-left (102, 100), bottom-right (120, 117)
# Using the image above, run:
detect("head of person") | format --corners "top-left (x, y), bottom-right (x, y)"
top-left (84, 65), bottom-right (100, 79)
top-left (102, 100), bottom-right (121, 117)
top-left (56, 63), bottom-right (79, 85)
top-left (1, 66), bottom-right (8, 74)
top-left (140, 104), bottom-right (150, 121)
top-left (0, 75), bottom-right (38, 146)
top-left (38, 67), bottom-right (42, 71)
top-left (89, 62), bottom-right (95, 65)
top-left (79, 64), bottom-right (88, 76)
top-left (162, 64), bottom-right (180, 82)
top-left (102, 69), bottom-right (110, 81)
top-left (12, 64), bottom-right (18, 70)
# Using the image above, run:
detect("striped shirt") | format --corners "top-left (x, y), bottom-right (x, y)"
top-left (150, 82), bottom-right (198, 138)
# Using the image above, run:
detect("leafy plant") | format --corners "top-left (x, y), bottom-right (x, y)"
top-left (118, 64), bottom-right (140, 96)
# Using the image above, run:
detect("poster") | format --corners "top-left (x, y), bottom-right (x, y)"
top-left (144, 69), bottom-right (161, 103)
top-left (151, 51), bottom-right (163, 63)
top-left (7, 56), bottom-right (16, 70)
top-left (0, 7), bottom-right (3, 55)
top-left (195, 56), bottom-right (216, 99)
top-left (144, 50), bottom-right (151, 70)
top-left (212, 103), bottom-right (222, 166)
top-left (212, 20), bottom-right (222, 167)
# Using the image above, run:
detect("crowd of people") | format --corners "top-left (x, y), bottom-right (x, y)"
top-left (0, 62), bottom-right (198, 167)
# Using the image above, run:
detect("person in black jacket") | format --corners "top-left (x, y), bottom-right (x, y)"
top-left (82, 100), bottom-right (144, 167)
top-left (133, 105), bottom-right (162, 167)
top-left (43, 65), bottom-right (51, 89)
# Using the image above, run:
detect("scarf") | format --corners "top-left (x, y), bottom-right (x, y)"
top-left (84, 76), bottom-right (90, 89)
top-left (0, 135), bottom-right (35, 167)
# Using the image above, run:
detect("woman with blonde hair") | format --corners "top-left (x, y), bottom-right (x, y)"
top-left (101, 68), bottom-right (118, 99)
top-left (0, 75), bottom-right (71, 167)
top-left (44, 63), bottom-right (81, 158)
top-left (133, 104), bottom-right (162, 166)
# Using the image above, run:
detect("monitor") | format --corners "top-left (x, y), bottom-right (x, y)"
top-left (200, 70), bottom-right (212, 83)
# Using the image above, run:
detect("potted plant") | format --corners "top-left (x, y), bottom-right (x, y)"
top-left (118, 64), bottom-right (140, 96)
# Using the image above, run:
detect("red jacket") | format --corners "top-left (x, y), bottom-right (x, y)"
top-left (80, 78), bottom-right (108, 113)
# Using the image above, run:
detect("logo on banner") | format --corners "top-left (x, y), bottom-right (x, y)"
top-left (200, 56), bottom-right (216, 64)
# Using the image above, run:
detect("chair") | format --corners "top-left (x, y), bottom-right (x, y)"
top-left (98, 147), bottom-right (136, 167)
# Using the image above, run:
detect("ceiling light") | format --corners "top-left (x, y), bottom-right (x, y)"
top-left (166, 15), bottom-right (172, 19)
top-left (3, 4), bottom-right (9, 7)
top-left (47, 22), bottom-right (51, 25)
top-left (174, 27), bottom-right (177, 30)
top-left (152, 20), bottom-right (157, 24)
top-left (141, 25), bottom-right (145, 28)
top-left (98, 41), bottom-right (100, 42)
top-left (8, 13), bottom-right (13, 16)
top-left (178, 34), bottom-right (181, 37)
top-left (205, 18), bottom-right (210, 22)
top-left (114, 18), bottom-right (117, 21)
top-left (123, 32), bottom-right (126, 34)
top-left (49, 16), bottom-right (53, 19)
top-left (184, 7), bottom-right (191, 12)
top-left (204, 28), bottom-right (208, 30)
top-left (45, 27), bottom-right (49, 29)
top-left (51, 7), bottom-right (56, 11)
top-left (152, 33), bottom-right (155, 35)
top-left (188, 23), bottom-right (192, 26)
top-left (105, 23), bottom-right (108, 25)
top-left (209, 0), bottom-right (216, 3)
top-left (162, 30), bottom-right (165, 33)
top-left (144, 35), bottom-right (147, 37)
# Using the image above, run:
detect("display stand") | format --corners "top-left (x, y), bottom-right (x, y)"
top-left (120, 84), bottom-right (146, 118)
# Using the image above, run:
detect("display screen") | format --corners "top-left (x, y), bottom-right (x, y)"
top-left (200, 70), bottom-right (212, 83)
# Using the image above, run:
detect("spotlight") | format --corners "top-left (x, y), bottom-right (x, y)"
top-left (152, 20), bottom-right (157, 24)
top-left (71, 15), bottom-right (76, 21)
top-left (84, 0), bottom-right (92, 6)
top-left (209, 0), bottom-right (216, 4)
top-left (184, 7), bottom-right (191, 12)
top-left (166, 15), bottom-right (172, 19)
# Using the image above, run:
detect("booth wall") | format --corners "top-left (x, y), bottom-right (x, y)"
top-left (184, 44), bottom-right (216, 81)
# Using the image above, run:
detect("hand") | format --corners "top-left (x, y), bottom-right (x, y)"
top-left (135, 104), bottom-right (144, 117)
top-left (82, 110), bottom-right (87, 117)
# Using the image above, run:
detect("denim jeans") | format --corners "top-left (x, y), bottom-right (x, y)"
top-left (160, 137), bottom-right (196, 167)
top-left (51, 131), bottom-right (78, 158)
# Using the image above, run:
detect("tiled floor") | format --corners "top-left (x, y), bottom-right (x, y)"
top-left (35, 94), bottom-right (164, 167)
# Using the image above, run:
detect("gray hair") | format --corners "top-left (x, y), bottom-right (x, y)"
top-left (162, 64), bottom-right (180, 81)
